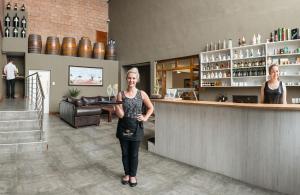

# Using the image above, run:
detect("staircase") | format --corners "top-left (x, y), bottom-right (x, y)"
top-left (0, 110), bottom-right (47, 153)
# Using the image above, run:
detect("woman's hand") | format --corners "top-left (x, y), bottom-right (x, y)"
top-left (137, 114), bottom-right (148, 122)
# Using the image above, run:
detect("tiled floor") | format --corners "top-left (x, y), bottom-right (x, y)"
top-left (0, 100), bottom-right (284, 195)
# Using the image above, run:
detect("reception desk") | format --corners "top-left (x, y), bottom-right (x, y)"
top-left (153, 99), bottom-right (300, 195)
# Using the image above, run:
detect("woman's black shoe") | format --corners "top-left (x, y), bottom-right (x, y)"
top-left (129, 179), bottom-right (137, 187)
top-left (121, 176), bottom-right (129, 185)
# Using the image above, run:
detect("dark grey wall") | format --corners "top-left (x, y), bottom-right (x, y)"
top-left (26, 54), bottom-right (119, 112)
top-left (109, 0), bottom-right (300, 101)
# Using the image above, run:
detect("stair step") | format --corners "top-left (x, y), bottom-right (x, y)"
top-left (0, 120), bottom-right (40, 131)
top-left (0, 111), bottom-right (38, 121)
top-left (0, 130), bottom-right (42, 144)
top-left (0, 141), bottom-right (48, 153)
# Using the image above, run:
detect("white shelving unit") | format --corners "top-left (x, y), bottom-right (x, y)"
top-left (200, 40), bottom-right (300, 87)
top-left (200, 48), bottom-right (231, 87)
top-left (266, 39), bottom-right (300, 86)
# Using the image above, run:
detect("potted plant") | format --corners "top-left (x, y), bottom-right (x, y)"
top-left (69, 88), bottom-right (80, 98)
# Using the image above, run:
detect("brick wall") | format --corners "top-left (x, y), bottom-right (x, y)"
top-left (3, 0), bottom-right (108, 48)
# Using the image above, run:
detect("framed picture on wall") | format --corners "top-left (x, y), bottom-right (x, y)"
top-left (68, 65), bottom-right (103, 86)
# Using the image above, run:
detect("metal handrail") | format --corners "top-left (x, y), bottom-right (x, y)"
top-left (25, 72), bottom-right (45, 141)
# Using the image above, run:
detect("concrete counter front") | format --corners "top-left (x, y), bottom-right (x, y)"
top-left (153, 99), bottom-right (300, 195)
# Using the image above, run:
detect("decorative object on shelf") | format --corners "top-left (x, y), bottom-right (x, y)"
top-left (206, 43), bottom-right (209, 51)
top-left (68, 88), bottom-right (80, 98)
top-left (291, 28), bottom-right (299, 40)
top-left (238, 38), bottom-right (242, 46)
top-left (14, 3), bottom-right (17, 11)
top-left (6, 2), bottom-right (11, 10)
top-left (93, 42), bottom-right (105, 59)
top-left (28, 34), bottom-right (42, 53)
top-left (106, 39), bottom-right (117, 60)
top-left (45, 36), bottom-right (60, 55)
top-left (223, 39), bottom-right (226, 49)
top-left (21, 4), bottom-right (25, 11)
top-left (4, 13), bottom-right (11, 27)
top-left (4, 27), bottom-right (10, 37)
top-left (256, 34), bottom-right (261, 44)
top-left (20, 28), bottom-right (26, 38)
top-left (78, 37), bottom-right (92, 58)
top-left (218, 40), bottom-right (221, 50)
top-left (241, 36), bottom-right (246, 46)
top-left (61, 37), bottom-right (77, 56)
top-left (228, 39), bottom-right (232, 48)
top-left (252, 34), bottom-right (257, 45)
top-left (13, 14), bottom-right (19, 28)
top-left (13, 27), bottom-right (18, 37)
top-left (21, 16), bottom-right (26, 28)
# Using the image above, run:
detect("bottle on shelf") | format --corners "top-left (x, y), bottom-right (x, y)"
top-left (13, 14), bottom-right (19, 28)
top-left (4, 13), bottom-right (11, 27)
top-left (14, 3), bottom-right (18, 11)
top-left (13, 28), bottom-right (18, 37)
top-left (256, 34), bottom-right (261, 44)
top-left (5, 27), bottom-right (10, 37)
top-left (21, 28), bottom-right (26, 38)
top-left (252, 34), bottom-right (257, 45)
top-left (21, 4), bottom-right (25, 11)
top-left (21, 16), bottom-right (27, 28)
top-left (6, 2), bottom-right (11, 10)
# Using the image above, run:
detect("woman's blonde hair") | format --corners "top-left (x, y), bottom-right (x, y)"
top-left (126, 67), bottom-right (140, 82)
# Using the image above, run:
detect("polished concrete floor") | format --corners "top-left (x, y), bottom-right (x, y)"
top-left (0, 100), bottom-right (284, 195)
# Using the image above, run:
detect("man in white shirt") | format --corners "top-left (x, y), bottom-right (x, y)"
top-left (3, 60), bottom-right (18, 99)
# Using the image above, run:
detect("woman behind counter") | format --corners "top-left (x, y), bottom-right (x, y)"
top-left (114, 67), bottom-right (154, 187)
top-left (260, 64), bottom-right (287, 104)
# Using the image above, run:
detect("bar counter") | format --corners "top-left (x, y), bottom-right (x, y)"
top-left (152, 99), bottom-right (300, 195)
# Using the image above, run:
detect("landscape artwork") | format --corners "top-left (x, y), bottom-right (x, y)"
top-left (69, 66), bottom-right (103, 86)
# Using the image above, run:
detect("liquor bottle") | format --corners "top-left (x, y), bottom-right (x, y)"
top-left (21, 4), bottom-right (25, 11)
top-left (21, 16), bottom-right (26, 28)
top-left (4, 13), bottom-right (11, 27)
top-left (270, 32), bottom-right (274, 42)
top-left (13, 27), bottom-right (18, 37)
top-left (14, 3), bottom-right (18, 11)
top-left (13, 14), bottom-right (19, 27)
top-left (5, 27), bottom-right (10, 37)
top-left (21, 28), bottom-right (26, 38)
top-left (6, 2), bottom-right (11, 10)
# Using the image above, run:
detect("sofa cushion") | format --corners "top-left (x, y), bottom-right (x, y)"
top-left (76, 106), bottom-right (102, 116)
top-left (82, 96), bottom-right (100, 106)
top-left (67, 97), bottom-right (83, 107)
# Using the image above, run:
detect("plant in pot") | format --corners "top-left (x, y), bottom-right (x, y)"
top-left (69, 88), bottom-right (80, 98)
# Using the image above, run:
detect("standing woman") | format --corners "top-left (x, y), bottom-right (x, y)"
top-left (114, 67), bottom-right (154, 187)
top-left (261, 64), bottom-right (287, 104)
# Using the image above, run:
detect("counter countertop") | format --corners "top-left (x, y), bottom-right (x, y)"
top-left (152, 99), bottom-right (300, 111)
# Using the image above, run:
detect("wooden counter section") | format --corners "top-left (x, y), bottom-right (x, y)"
top-left (153, 99), bottom-right (300, 195)
top-left (152, 99), bottom-right (300, 111)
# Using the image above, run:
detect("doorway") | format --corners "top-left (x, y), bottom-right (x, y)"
top-left (123, 62), bottom-right (151, 95)
top-left (28, 70), bottom-right (50, 113)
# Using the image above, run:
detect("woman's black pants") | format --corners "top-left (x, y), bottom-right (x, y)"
top-left (119, 139), bottom-right (140, 177)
